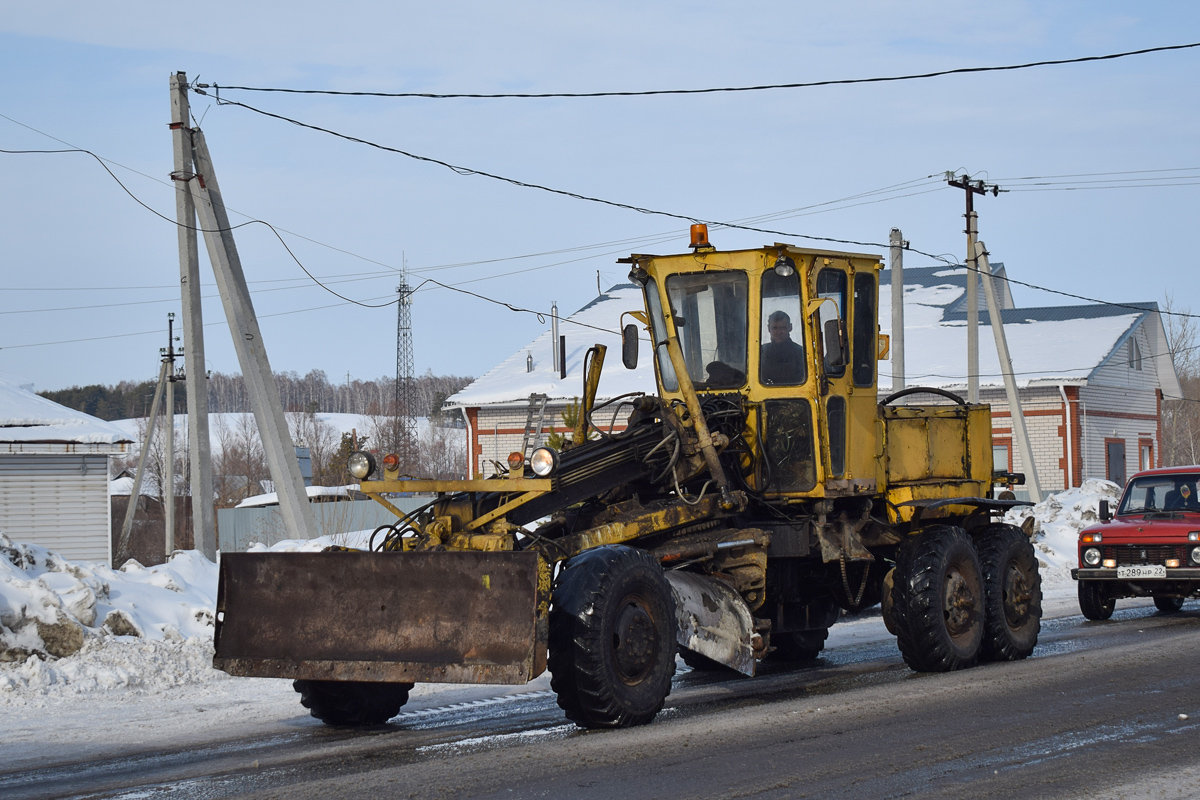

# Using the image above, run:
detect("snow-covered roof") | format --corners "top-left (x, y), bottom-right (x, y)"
top-left (446, 266), bottom-right (1179, 407)
top-left (235, 484), bottom-right (363, 508)
top-left (446, 284), bottom-right (655, 407)
top-left (109, 475), bottom-right (158, 498)
top-left (879, 266), bottom-right (1179, 394)
top-left (0, 371), bottom-right (133, 447)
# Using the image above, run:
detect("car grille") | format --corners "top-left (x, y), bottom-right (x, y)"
top-left (1101, 544), bottom-right (1187, 565)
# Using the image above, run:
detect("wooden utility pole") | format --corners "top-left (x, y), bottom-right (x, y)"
top-left (170, 72), bottom-right (216, 559)
top-left (118, 358), bottom-right (169, 561)
top-left (946, 173), bottom-right (999, 403)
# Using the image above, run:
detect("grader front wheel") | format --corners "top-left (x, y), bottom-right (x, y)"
top-left (891, 526), bottom-right (985, 672)
top-left (548, 545), bottom-right (676, 728)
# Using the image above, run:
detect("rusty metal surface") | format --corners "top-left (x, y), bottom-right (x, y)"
top-left (359, 478), bottom-right (552, 494)
top-left (667, 571), bottom-right (757, 676)
top-left (213, 551), bottom-right (546, 685)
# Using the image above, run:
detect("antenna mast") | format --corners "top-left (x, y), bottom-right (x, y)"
top-left (395, 257), bottom-right (417, 472)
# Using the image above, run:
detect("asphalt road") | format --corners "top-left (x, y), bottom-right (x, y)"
top-left (6, 604), bottom-right (1200, 800)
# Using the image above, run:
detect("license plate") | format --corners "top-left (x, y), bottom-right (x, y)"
top-left (1117, 564), bottom-right (1167, 579)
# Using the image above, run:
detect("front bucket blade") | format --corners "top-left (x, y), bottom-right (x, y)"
top-left (666, 571), bottom-right (757, 676)
top-left (213, 550), bottom-right (549, 685)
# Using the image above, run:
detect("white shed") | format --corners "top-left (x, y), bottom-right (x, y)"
top-left (0, 372), bottom-right (132, 565)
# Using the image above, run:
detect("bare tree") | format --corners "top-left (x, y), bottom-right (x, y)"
top-left (212, 414), bottom-right (269, 506)
top-left (1161, 293), bottom-right (1200, 466)
top-left (286, 406), bottom-right (342, 486)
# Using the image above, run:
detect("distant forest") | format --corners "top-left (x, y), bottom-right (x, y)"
top-left (40, 370), bottom-right (474, 421)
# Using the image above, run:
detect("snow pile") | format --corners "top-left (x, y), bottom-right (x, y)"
top-left (1005, 478), bottom-right (1123, 588)
top-left (246, 528), bottom-right (375, 552)
top-left (0, 533), bottom-right (218, 694)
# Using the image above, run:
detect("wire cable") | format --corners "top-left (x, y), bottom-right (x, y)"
top-left (203, 42), bottom-right (1200, 99)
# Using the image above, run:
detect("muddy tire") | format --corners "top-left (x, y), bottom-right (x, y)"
top-left (1078, 581), bottom-right (1115, 621)
top-left (549, 545), bottom-right (676, 728)
top-left (891, 525), bottom-right (985, 672)
top-left (976, 524), bottom-right (1042, 661)
top-left (1155, 595), bottom-right (1185, 613)
top-left (770, 629), bottom-right (828, 661)
top-left (293, 680), bottom-right (412, 726)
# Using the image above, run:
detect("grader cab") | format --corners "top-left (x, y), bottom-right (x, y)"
top-left (214, 227), bottom-right (1039, 729)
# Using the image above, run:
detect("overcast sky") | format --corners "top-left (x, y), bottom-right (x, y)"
top-left (2, 2), bottom-right (1198, 394)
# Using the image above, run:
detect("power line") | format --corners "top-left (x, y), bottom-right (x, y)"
top-left (8, 128), bottom-right (1200, 335)
top-left (203, 93), bottom-right (912, 251)
top-left (202, 42), bottom-right (1200, 100)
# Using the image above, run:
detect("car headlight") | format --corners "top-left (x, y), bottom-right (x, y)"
top-left (1083, 547), bottom-right (1102, 567)
top-left (347, 450), bottom-right (376, 480)
top-left (529, 447), bottom-right (558, 477)
top-left (1191, 546), bottom-right (1200, 565)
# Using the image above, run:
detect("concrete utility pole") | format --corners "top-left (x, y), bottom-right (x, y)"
top-left (946, 173), bottom-right (1000, 403)
top-left (169, 72), bottom-right (216, 560)
top-left (162, 313), bottom-right (178, 557)
top-left (171, 77), bottom-right (319, 543)
top-left (889, 228), bottom-right (906, 392)
top-left (975, 241), bottom-right (1043, 502)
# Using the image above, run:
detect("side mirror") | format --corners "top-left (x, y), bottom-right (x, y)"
top-left (622, 324), bottom-right (639, 369)
top-left (823, 318), bottom-right (846, 369)
top-left (1099, 499), bottom-right (1112, 522)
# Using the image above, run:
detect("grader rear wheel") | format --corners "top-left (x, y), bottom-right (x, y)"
top-left (769, 629), bottom-right (829, 662)
top-left (977, 524), bottom-right (1042, 661)
top-left (293, 680), bottom-right (412, 726)
top-left (891, 526), bottom-right (985, 672)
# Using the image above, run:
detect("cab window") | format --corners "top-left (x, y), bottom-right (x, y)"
top-left (665, 272), bottom-right (748, 389)
top-left (760, 269), bottom-right (806, 386)
top-left (645, 277), bottom-right (678, 392)
top-left (816, 268), bottom-right (847, 378)
top-left (852, 272), bottom-right (877, 387)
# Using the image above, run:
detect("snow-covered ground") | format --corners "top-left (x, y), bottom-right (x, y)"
top-left (0, 481), bottom-right (1126, 768)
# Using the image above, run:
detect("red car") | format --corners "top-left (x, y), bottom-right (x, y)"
top-left (1073, 466), bottom-right (1200, 620)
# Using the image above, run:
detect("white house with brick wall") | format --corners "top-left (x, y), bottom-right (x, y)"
top-left (0, 371), bottom-right (133, 564)
top-left (447, 266), bottom-right (1179, 496)
top-left (880, 265), bottom-right (1178, 496)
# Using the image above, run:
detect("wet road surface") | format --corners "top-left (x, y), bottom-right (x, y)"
top-left (4, 603), bottom-right (1199, 799)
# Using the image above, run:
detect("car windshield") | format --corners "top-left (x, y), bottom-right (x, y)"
top-left (1118, 474), bottom-right (1200, 515)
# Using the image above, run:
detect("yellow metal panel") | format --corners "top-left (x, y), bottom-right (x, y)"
top-left (926, 416), bottom-right (967, 478)
top-left (885, 417), bottom-right (931, 483)
top-left (967, 405), bottom-right (993, 482)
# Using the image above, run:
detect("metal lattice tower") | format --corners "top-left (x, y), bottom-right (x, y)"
top-left (395, 264), bottom-right (417, 472)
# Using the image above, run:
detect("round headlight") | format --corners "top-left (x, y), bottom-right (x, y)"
top-left (1191, 546), bottom-right (1200, 565)
top-left (1083, 547), bottom-right (1102, 567)
top-left (347, 450), bottom-right (376, 480)
top-left (529, 447), bottom-right (558, 477)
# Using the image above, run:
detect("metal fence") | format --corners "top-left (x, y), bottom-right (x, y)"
top-left (216, 498), bottom-right (429, 552)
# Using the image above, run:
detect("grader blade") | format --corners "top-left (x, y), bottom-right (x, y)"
top-left (213, 551), bottom-right (550, 685)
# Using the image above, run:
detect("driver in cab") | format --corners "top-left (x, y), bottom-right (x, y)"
top-left (760, 310), bottom-right (805, 385)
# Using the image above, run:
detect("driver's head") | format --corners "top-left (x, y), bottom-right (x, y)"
top-left (768, 310), bottom-right (793, 344)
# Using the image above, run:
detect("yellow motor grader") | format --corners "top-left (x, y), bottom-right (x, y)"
top-left (213, 226), bottom-right (1039, 728)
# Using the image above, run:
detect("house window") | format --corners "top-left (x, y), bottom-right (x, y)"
top-left (1106, 439), bottom-right (1126, 486)
top-left (1128, 338), bottom-right (1143, 371)
top-left (1140, 439), bottom-right (1154, 472)
top-left (993, 442), bottom-right (1011, 472)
